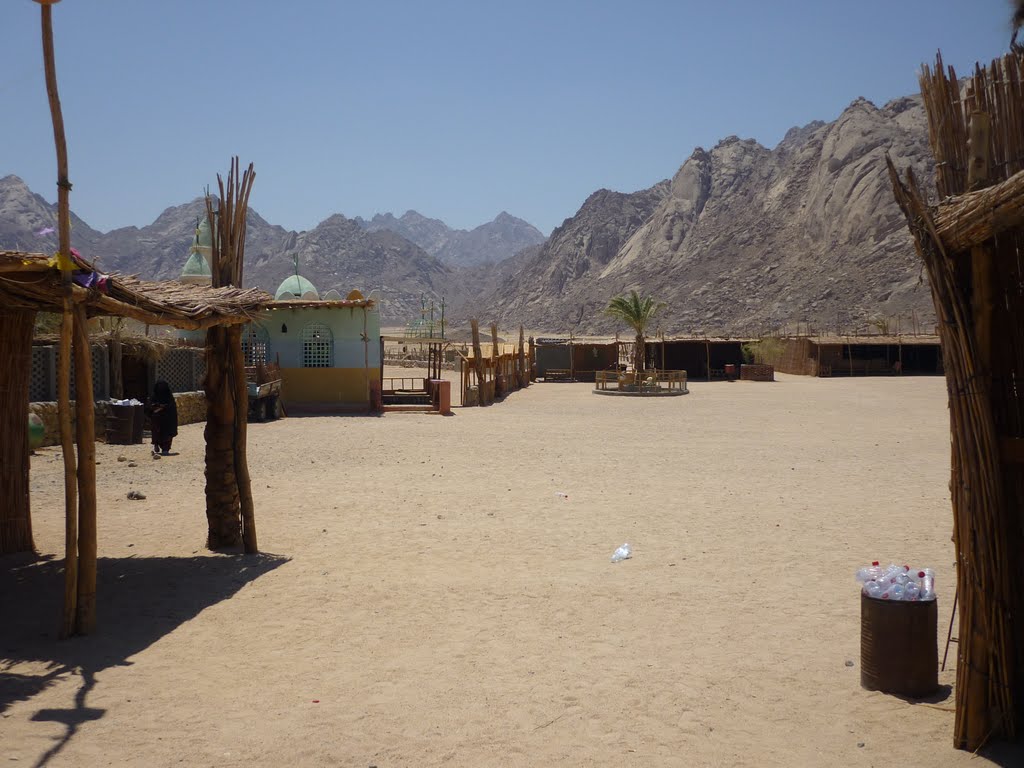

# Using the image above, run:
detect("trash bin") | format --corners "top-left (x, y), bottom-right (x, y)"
top-left (131, 405), bottom-right (146, 444)
top-left (861, 592), bottom-right (938, 697)
top-left (724, 363), bottom-right (737, 380)
top-left (107, 403), bottom-right (144, 445)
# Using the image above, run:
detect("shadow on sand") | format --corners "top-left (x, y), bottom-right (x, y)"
top-left (0, 551), bottom-right (288, 766)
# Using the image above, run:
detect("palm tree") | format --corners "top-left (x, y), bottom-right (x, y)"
top-left (606, 290), bottom-right (666, 374)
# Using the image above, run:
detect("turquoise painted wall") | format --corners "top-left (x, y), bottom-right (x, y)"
top-left (255, 305), bottom-right (381, 368)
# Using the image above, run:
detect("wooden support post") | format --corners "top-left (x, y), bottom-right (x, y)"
top-left (38, 0), bottom-right (82, 636)
top-left (490, 323), bottom-right (499, 399)
top-left (705, 339), bottom-right (711, 381)
top-left (72, 303), bottom-right (97, 635)
top-left (470, 319), bottom-right (485, 406)
top-left (518, 326), bottom-right (526, 389)
top-left (0, 309), bottom-right (37, 556)
top-left (528, 336), bottom-right (536, 382)
top-left (229, 325), bottom-right (258, 554)
top-left (57, 305), bottom-right (77, 638)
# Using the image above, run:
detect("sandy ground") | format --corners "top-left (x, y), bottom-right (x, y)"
top-left (4, 373), bottom-right (1023, 767)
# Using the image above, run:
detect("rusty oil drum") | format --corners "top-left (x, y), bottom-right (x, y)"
top-left (860, 592), bottom-right (938, 697)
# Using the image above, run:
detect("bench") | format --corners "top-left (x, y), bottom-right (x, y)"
top-left (543, 369), bottom-right (573, 382)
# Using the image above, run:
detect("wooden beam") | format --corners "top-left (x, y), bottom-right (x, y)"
top-left (932, 165), bottom-right (1024, 252)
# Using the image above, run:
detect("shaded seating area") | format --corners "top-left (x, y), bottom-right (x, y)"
top-left (0, 247), bottom-right (270, 636)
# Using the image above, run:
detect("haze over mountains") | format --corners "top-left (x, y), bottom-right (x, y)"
top-left (1, 90), bottom-right (938, 333)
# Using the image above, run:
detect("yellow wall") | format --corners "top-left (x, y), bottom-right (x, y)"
top-left (280, 367), bottom-right (380, 407)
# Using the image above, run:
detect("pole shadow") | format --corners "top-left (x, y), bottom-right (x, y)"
top-left (0, 551), bottom-right (289, 766)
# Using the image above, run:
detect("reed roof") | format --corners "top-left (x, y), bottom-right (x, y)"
top-left (0, 251), bottom-right (270, 329)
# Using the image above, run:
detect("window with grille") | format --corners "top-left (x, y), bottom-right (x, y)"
top-left (301, 322), bottom-right (333, 368)
top-left (242, 325), bottom-right (269, 366)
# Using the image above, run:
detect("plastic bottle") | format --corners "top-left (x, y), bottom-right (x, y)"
top-left (611, 543), bottom-right (632, 563)
top-left (855, 562), bottom-right (882, 583)
top-left (890, 583), bottom-right (906, 601)
top-left (555, 492), bottom-right (569, 500)
top-left (904, 581), bottom-right (921, 601)
top-left (864, 581), bottom-right (884, 599)
top-left (919, 569), bottom-right (936, 600)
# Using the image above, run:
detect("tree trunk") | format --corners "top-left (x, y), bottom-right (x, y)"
top-left (0, 309), bottom-right (37, 555)
top-left (634, 333), bottom-right (645, 373)
top-left (204, 326), bottom-right (241, 549)
top-left (228, 325), bottom-right (258, 554)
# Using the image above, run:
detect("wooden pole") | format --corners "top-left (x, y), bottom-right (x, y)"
top-left (528, 336), bottom-right (536, 382)
top-left (705, 339), bottom-right (711, 381)
top-left (57, 307), bottom-right (77, 638)
top-left (518, 326), bottom-right (526, 389)
top-left (38, 0), bottom-right (81, 637)
top-left (490, 323), bottom-right (499, 399)
top-left (0, 310), bottom-right (37, 556)
top-left (470, 319), bottom-right (485, 406)
top-left (229, 324), bottom-right (258, 554)
top-left (72, 303), bottom-right (96, 634)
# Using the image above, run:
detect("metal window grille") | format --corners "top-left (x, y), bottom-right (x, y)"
top-left (242, 325), bottom-right (269, 366)
top-left (301, 322), bottom-right (333, 368)
top-left (69, 345), bottom-right (109, 400)
top-left (156, 349), bottom-right (201, 393)
top-left (30, 346), bottom-right (55, 401)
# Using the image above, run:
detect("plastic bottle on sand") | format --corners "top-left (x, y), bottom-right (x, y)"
top-left (611, 543), bottom-right (632, 563)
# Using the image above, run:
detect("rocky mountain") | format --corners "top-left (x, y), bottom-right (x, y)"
top-left (0, 175), bottom-right (104, 255)
top-left (453, 182), bottom-right (672, 329)
top-left (247, 214), bottom-right (451, 321)
top-left (95, 197), bottom-right (292, 283)
top-left (3, 92), bottom-right (938, 334)
top-left (356, 209), bottom-right (546, 268)
top-left (466, 95), bottom-right (937, 336)
top-left (0, 179), bottom-right (450, 322)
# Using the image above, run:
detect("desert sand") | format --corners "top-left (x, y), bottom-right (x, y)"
top-left (4, 373), bottom-right (1023, 767)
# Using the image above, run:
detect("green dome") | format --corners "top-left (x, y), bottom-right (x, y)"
top-left (181, 252), bottom-right (211, 278)
top-left (194, 216), bottom-right (215, 254)
top-left (275, 274), bottom-right (319, 300)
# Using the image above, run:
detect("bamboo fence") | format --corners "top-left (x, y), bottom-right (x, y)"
top-left (888, 51), bottom-right (1024, 750)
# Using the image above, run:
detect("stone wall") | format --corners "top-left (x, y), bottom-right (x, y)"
top-left (29, 391), bottom-right (207, 448)
top-left (175, 391), bottom-right (208, 425)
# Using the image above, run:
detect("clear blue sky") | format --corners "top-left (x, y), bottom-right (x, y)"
top-left (3, 1), bottom-right (1014, 235)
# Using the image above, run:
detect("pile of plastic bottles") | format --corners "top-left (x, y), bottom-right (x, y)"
top-left (856, 562), bottom-right (936, 601)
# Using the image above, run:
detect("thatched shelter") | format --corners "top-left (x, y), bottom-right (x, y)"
top-left (0, 248), bottom-right (270, 636)
top-left (772, 335), bottom-right (943, 377)
top-left (888, 51), bottom-right (1024, 749)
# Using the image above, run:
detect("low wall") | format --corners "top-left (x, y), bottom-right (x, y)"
top-left (740, 364), bottom-right (775, 382)
top-left (29, 391), bottom-right (207, 448)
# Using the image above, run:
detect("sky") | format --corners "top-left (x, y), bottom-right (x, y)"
top-left (2, 1), bottom-right (1015, 236)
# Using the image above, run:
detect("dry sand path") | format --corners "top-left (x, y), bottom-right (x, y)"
top-left (4, 373), bottom-right (1023, 766)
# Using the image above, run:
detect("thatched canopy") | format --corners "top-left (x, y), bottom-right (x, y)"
top-left (0, 251), bottom-right (270, 327)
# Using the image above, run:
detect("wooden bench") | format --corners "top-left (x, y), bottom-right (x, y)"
top-left (543, 369), bottom-right (573, 382)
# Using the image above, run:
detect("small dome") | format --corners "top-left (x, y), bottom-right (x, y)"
top-left (194, 216), bottom-right (215, 255)
top-left (180, 252), bottom-right (212, 285)
top-left (275, 274), bottom-right (319, 301)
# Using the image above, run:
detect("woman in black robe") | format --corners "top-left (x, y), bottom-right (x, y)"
top-left (147, 380), bottom-right (178, 455)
